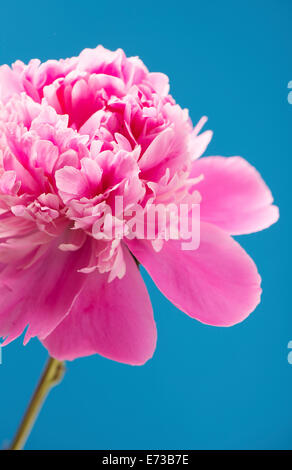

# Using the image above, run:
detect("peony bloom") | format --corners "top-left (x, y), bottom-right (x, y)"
top-left (0, 46), bottom-right (278, 365)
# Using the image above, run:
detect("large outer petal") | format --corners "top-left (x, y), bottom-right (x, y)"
top-left (127, 222), bottom-right (262, 326)
top-left (190, 156), bottom-right (279, 235)
top-left (0, 237), bottom-right (92, 344)
top-left (42, 245), bottom-right (157, 365)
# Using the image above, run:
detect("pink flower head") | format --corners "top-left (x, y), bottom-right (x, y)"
top-left (0, 46), bottom-right (279, 365)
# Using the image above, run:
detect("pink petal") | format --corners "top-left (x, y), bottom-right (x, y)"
top-left (190, 130), bottom-right (213, 160)
top-left (55, 166), bottom-right (89, 203)
top-left (33, 139), bottom-right (59, 174)
top-left (42, 245), bottom-right (157, 365)
top-left (137, 128), bottom-right (175, 171)
top-left (0, 236), bottom-right (92, 344)
top-left (0, 65), bottom-right (23, 102)
top-left (190, 116), bottom-right (213, 160)
top-left (127, 222), bottom-right (262, 326)
top-left (148, 72), bottom-right (170, 95)
top-left (190, 156), bottom-right (279, 235)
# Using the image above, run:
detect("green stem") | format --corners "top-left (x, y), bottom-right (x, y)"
top-left (9, 356), bottom-right (65, 450)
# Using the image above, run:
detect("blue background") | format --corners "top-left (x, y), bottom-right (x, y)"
top-left (0, 0), bottom-right (291, 450)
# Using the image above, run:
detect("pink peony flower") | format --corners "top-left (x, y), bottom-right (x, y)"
top-left (0, 46), bottom-right (279, 365)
